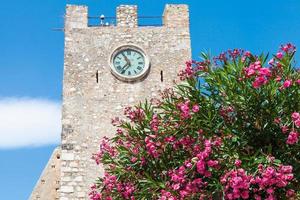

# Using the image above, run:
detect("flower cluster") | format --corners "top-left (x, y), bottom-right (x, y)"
top-left (213, 49), bottom-right (251, 65)
top-left (220, 164), bottom-right (295, 200)
top-left (159, 190), bottom-right (177, 200)
top-left (292, 112), bottom-right (300, 128)
top-left (177, 100), bottom-right (191, 119)
top-left (251, 164), bottom-right (294, 200)
top-left (124, 106), bottom-right (145, 122)
top-left (177, 100), bottom-right (199, 119)
top-left (91, 43), bottom-right (300, 200)
top-left (178, 60), bottom-right (208, 80)
top-left (243, 60), bottom-right (273, 88)
top-left (280, 43), bottom-right (296, 54)
top-left (92, 137), bottom-right (116, 165)
top-left (219, 105), bottom-right (235, 123)
top-left (277, 112), bottom-right (300, 145)
top-left (195, 140), bottom-right (219, 177)
top-left (221, 168), bottom-right (251, 199)
top-left (166, 163), bottom-right (206, 199)
top-left (89, 173), bottom-right (136, 200)
top-left (150, 114), bottom-right (160, 132)
top-left (145, 134), bottom-right (161, 158)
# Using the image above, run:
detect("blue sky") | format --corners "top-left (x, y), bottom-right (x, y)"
top-left (0, 0), bottom-right (299, 199)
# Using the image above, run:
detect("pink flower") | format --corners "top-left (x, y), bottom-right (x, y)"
top-left (159, 190), bottom-right (176, 200)
top-left (286, 189), bottom-right (295, 198)
top-left (296, 79), bottom-right (300, 85)
top-left (116, 129), bottom-right (123, 135)
top-left (244, 51), bottom-right (251, 57)
top-left (220, 168), bottom-right (251, 200)
top-left (282, 45), bottom-right (289, 52)
top-left (192, 105), bottom-right (200, 113)
top-left (130, 157), bottom-right (138, 163)
top-left (291, 112), bottom-right (300, 121)
top-left (258, 68), bottom-right (271, 77)
top-left (124, 107), bottom-right (145, 122)
top-left (273, 118), bottom-right (281, 124)
top-left (275, 76), bottom-right (281, 82)
top-left (266, 187), bottom-right (274, 194)
top-left (150, 114), bottom-right (159, 132)
top-left (281, 126), bottom-right (289, 133)
top-left (252, 76), bottom-right (268, 88)
top-left (295, 119), bottom-right (300, 128)
top-left (207, 160), bottom-right (218, 168)
top-left (254, 194), bottom-right (262, 200)
top-left (281, 43), bottom-right (296, 53)
top-left (283, 80), bottom-right (292, 88)
top-left (244, 67), bottom-right (256, 77)
top-left (196, 160), bottom-right (206, 175)
top-left (254, 61), bottom-right (261, 69)
top-left (286, 131), bottom-right (299, 145)
top-left (185, 161), bottom-right (193, 168)
top-left (178, 101), bottom-right (191, 119)
top-left (145, 136), bottom-right (160, 158)
top-left (235, 160), bottom-right (242, 167)
top-left (241, 191), bottom-right (249, 199)
top-left (268, 58), bottom-right (274, 65)
top-left (280, 165), bottom-right (293, 173)
top-left (276, 52), bottom-right (283, 59)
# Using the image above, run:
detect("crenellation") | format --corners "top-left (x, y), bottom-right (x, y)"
top-left (117, 5), bottom-right (138, 28)
top-left (163, 4), bottom-right (190, 28)
top-left (65, 5), bottom-right (88, 30)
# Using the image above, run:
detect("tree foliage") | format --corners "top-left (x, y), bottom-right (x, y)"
top-left (90, 43), bottom-right (300, 200)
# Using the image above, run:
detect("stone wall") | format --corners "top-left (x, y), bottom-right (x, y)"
top-left (30, 147), bottom-right (61, 200)
top-left (117, 5), bottom-right (138, 28)
top-left (59, 4), bottom-right (191, 199)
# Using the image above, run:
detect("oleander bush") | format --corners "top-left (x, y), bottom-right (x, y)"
top-left (90, 43), bottom-right (300, 200)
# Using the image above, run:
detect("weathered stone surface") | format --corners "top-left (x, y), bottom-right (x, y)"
top-left (29, 147), bottom-right (61, 200)
top-left (117, 5), bottom-right (138, 28)
top-left (31, 3), bottom-right (191, 200)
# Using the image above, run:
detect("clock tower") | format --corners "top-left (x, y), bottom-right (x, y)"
top-left (31, 4), bottom-right (191, 200)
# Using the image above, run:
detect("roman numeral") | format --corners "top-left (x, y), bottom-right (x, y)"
top-left (127, 51), bottom-right (131, 55)
top-left (134, 70), bottom-right (137, 74)
top-left (115, 61), bottom-right (120, 64)
top-left (116, 66), bottom-right (122, 70)
top-left (138, 62), bottom-right (143, 65)
top-left (128, 71), bottom-right (131, 76)
top-left (137, 66), bottom-right (142, 70)
top-left (137, 57), bottom-right (142, 60)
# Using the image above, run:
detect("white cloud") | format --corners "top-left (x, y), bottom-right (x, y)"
top-left (0, 98), bottom-right (61, 149)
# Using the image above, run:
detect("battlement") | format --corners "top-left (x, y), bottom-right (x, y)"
top-left (116, 5), bottom-right (138, 27)
top-left (65, 4), bottom-right (189, 29)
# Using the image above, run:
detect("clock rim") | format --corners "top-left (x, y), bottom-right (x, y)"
top-left (109, 45), bottom-right (150, 82)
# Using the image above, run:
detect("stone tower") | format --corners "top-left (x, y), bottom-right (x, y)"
top-left (30, 4), bottom-right (191, 200)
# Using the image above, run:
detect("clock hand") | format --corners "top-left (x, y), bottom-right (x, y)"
top-left (121, 63), bottom-right (129, 70)
top-left (121, 52), bottom-right (131, 66)
top-left (121, 63), bottom-right (130, 74)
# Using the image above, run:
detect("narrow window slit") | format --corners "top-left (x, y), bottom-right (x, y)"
top-left (160, 70), bottom-right (163, 82)
top-left (96, 70), bottom-right (99, 83)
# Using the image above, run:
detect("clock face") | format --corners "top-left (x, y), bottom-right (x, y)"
top-left (113, 49), bottom-right (145, 77)
top-left (110, 46), bottom-right (150, 81)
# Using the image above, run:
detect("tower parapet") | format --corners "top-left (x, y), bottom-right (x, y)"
top-left (163, 4), bottom-right (190, 28)
top-left (65, 5), bottom-right (88, 30)
top-left (116, 5), bottom-right (138, 28)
